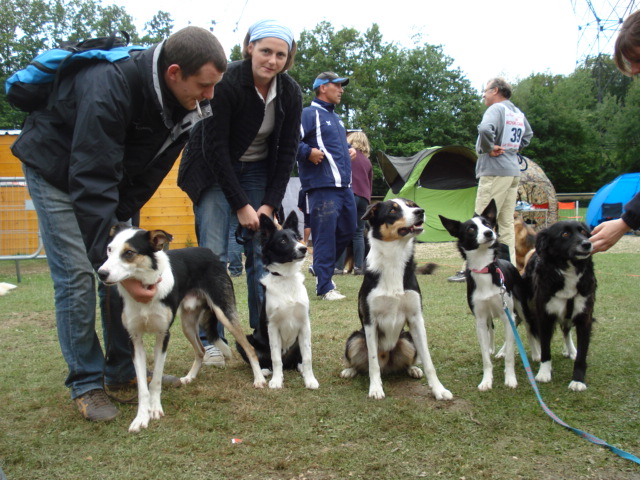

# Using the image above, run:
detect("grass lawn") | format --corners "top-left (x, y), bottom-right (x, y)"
top-left (0, 236), bottom-right (639, 480)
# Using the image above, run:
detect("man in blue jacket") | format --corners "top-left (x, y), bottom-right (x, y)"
top-left (12, 26), bottom-right (226, 422)
top-left (298, 72), bottom-right (356, 300)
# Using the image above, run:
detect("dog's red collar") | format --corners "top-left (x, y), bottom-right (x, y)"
top-left (470, 267), bottom-right (490, 274)
top-left (470, 266), bottom-right (505, 284)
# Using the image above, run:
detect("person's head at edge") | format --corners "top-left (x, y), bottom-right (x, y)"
top-left (482, 77), bottom-right (512, 107)
top-left (614, 10), bottom-right (640, 77)
top-left (347, 131), bottom-right (370, 156)
top-left (241, 19), bottom-right (297, 88)
top-left (161, 26), bottom-right (227, 111)
top-left (313, 72), bottom-right (349, 105)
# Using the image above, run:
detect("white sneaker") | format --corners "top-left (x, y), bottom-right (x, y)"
top-left (203, 345), bottom-right (225, 367)
top-left (322, 289), bottom-right (346, 301)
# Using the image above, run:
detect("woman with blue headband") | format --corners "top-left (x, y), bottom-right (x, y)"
top-left (178, 19), bottom-right (302, 364)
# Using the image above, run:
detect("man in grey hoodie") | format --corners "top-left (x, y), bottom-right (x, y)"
top-left (474, 77), bottom-right (533, 264)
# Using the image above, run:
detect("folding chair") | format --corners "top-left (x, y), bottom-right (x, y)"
top-left (530, 203), bottom-right (549, 227)
top-left (558, 201), bottom-right (581, 220)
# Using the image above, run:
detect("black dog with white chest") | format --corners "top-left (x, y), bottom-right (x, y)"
top-left (340, 198), bottom-right (452, 401)
top-left (440, 200), bottom-right (535, 391)
top-left (98, 225), bottom-right (267, 432)
top-left (524, 220), bottom-right (597, 391)
top-left (236, 211), bottom-right (319, 390)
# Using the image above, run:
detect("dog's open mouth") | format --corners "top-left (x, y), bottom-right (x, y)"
top-left (398, 222), bottom-right (424, 236)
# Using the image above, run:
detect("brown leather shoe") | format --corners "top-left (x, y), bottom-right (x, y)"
top-left (74, 389), bottom-right (118, 422)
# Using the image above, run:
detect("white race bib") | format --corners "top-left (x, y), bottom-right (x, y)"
top-left (500, 105), bottom-right (526, 150)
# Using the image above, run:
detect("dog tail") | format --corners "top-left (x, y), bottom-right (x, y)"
top-left (213, 338), bottom-right (232, 359)
top-left (416, 262), bottom-right (438, 275)
top-left (236, 333), bottom-right (272, 370)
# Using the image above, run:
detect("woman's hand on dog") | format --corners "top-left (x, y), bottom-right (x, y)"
top-left (120, 278), bottom-right (159, 304)
top-left (590, 218), bottom-right (631, 253)
top-left (237, 204), bottom-right (274, 232)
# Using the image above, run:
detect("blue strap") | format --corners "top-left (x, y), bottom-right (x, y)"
top-left (504, 306), bottom-right (640, 465)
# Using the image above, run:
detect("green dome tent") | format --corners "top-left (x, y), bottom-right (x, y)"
top-left (378, 145), bottom-right (478, 242)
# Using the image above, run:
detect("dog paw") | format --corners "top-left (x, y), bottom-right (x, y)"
top-left (562, 348), bottom-right (577, 360)
top-left (180, 375), bottom-right (194, 385)
top-left (129, 415), bottom-right (150, 433)
top-left (432, 386), bottom-right (453, 401)
top-left (149, 407), bottom-right (164, 421)
top-left (531, 353), bottom-right (541, 362)
top-left (568, 381), bottom-right (587, 392)
top-left (304, 377), bottom-right (320, 390)
top-left (478, 379), bottom-right (493, 391)
top-left (505, 376), bottom-right (518, 389)
top-left (495, 345), bottom-right (506, 359)
top-left (536, 362), bottom-right (552, 383)
top-left (340, 368), bottom-right (358, 379)
top-left (535, 372), bottom-right (552, 383)
top-left (269, 377), bottom-right (284, 389)
top-left (253, 378), bottom-right (267, 389)
top-left (407, 366), bottom-right (423, 379)
top-left (368, 387), bottom-right (385, 400)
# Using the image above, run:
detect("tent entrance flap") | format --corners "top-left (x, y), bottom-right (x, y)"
top-left (378, 145), bottom-right (479, 242)
top-left (418, 151), bottom-right (477, 190)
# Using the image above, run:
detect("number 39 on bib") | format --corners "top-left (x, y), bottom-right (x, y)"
top-left (500, 105), bottom-right (526, 150)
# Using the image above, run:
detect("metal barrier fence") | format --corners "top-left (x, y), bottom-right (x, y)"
top-left (0, 177), bottom-right (44, 281)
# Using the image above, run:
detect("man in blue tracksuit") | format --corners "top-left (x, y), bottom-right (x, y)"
top-left (298, 72), bottom-right (357, 300)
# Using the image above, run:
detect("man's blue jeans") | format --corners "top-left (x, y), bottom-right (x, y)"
top-left (193, 160), bottom-right (267, 336)
top-left (23, 165), bottom-right (134, 399)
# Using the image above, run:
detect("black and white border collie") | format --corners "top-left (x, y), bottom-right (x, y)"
top-left (523, 220), bottom-right (597, 391)
top-left (440, 200), bottom-right (535, 391)
top-left (237, 211), bottom-right (319, 390)
top-left (340, 198), bottom-right (452, 401)
top-left (98, 225), bottom-right (267, 432)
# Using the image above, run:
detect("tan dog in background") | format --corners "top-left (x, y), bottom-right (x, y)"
top-left (513, 213), bottom-right (536, 274)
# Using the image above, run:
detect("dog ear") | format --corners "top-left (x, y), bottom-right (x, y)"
top-left (282, 210), bottom-right (299, 232)
top-left (480, 199), bottom-right (497, 225)
top-left (259, 213), bottom-right (277, 238)
top-left (362, 202), bottom-right (379, 221)
top-left (108, 222), bottom-right (130, 239)
top-left (148, 230), bottom-right (173, 252)
top-left (439, 215), bottom-right (460, 237)
top-left (535, 229), bottom-right (549, 258)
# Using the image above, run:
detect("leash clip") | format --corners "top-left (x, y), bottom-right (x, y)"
top-left (496, 266), bottom-right (507, 308)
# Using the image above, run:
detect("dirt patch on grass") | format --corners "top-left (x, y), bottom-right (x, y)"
top-left (2, 311), bottom-right (53, 329)
top-left (0, 259), bottom-right (50, 276)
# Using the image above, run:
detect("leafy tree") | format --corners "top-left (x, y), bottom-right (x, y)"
top-left (513, 73), bottom-right (607, 192)
top-left (140, 11), bottom-right (173, 45)
top-left (229, 44), bottom-right (242, 62)
top-left (610, 79), bottom-right (640, 173)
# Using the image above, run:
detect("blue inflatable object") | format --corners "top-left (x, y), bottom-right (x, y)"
top-left (586, 173), bottom-right (640, 229)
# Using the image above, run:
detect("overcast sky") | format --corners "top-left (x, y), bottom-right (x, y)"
top-left (117, 0), bottom-right (634, 92)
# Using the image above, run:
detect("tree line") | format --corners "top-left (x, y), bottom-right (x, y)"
top-left (2, 0), bottom-right (638, 195)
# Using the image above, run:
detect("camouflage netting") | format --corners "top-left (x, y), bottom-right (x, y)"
top-left (517, 157), bottom-right (557, 231)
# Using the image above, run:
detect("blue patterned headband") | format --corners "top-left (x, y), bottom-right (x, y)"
top-left (248, 19), bottom-right (294, 50)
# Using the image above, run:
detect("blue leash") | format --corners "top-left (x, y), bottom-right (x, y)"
top-left (503, 303), bottom-right (640, 465)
